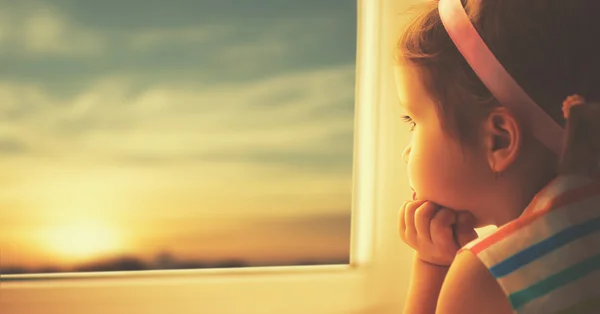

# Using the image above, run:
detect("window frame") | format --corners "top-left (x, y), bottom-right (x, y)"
top-left (0, 1), bottom-right (417, 313)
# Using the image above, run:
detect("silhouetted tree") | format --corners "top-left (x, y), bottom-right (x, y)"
top-left (2, 251), bottom-right (351, 275)
top-left (211, 259), bottom-right (248, 268)
top-left (153, 251), bottom-right (177, 269)
top-left (75, 256), bottom-right (148, 272)
top-left (35, 266), bottom-right (62, 273)
top-left (2, 266), bottom-right (28, 275)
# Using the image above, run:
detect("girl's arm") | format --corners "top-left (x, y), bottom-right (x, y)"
top-left (435, 251), bottom-right (513, 314)
top-left (398, 200), bottom-right (478, 314)
top-left (403, 257), bottom-right (449, 314)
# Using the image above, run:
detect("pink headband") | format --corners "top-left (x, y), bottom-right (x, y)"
top-left (438, 0), bottom-right (564, 155)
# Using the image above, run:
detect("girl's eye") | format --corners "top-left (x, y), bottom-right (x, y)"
top-left (402, 115), bottom-right (416, 131)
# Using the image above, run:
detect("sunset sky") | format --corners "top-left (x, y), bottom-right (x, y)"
top-left (0, 0), bottom-right (356, 270)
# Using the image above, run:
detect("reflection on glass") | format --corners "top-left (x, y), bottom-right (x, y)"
top-left (0, 0), bottom-right (356, 274)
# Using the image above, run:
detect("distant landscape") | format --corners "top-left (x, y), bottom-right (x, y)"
top-left (2, 251), bottom-right (349, 275)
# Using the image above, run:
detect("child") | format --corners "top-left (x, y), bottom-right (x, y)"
top-left (396, 0), bottom-right (600, 313)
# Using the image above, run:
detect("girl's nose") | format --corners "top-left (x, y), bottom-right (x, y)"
top-left (402, 145), bottom-right (411, 164)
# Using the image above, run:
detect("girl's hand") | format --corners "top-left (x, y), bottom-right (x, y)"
top-left (398, 200), bottom-right (478, 267)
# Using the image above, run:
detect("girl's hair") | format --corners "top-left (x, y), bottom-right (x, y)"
top-left (397, 0), bottom-right (600, 146)
top-left (560, 102), bottom-right (600, 174)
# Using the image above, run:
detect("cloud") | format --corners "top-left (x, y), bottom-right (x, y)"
top-left (0, 0), bottom-right (357, 186)
top-left (0, 2), bottom-right (228, 56)
top-left (215, 38), bottom-right (290, 74)
top-left (22, 5), bottom-right (104, 55)
top-left (0, 0), bottom-right (355, 103)
top-left (126, 27), bottom-right (222, 50)
top-left (0, 81), bottom-right (55, 121)
top-left (86, 66), bottom-right (355, 166)
top-left (253, 211), bottom-right (351, 237)
top-left (0, 64), bottom-right (355, 174)
top-left (130, 210), bottom-right (351, 264)
top-left (0, 138), bottom-right (30, 155)
top-left (0, 1), bottom-right (104, 56)
top-left (116, 132), bottom-right (353, 173)
top-left (0, 8), bottom-right (9, 43)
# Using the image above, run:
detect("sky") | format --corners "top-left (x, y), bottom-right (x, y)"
top-left (0, 0), bottom-right (356, 270)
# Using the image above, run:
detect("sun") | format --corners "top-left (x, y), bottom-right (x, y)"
top-left (46, 219), bottom-right (123, 262)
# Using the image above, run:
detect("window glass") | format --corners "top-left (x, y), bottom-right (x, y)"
top-left (0, 0), bottom-right (356, 274)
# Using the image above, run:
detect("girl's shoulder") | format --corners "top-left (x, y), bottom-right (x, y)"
top-left (437, 250), bottom-right (514, 314)
top-left (455, 174), bottom-right (600, 313)
top-left (463, 173), bottom-right (600, 254)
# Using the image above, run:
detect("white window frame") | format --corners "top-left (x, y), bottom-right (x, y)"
top-left (0, 1), bottom-right (419, 313)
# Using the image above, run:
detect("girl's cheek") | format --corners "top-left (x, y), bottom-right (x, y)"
top-left (406, 149), bottom-right (423, 196)
top-left (406, 143), bottom-right (439, 201)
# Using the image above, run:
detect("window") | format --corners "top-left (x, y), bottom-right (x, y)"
top-left (1, 0), bottom-right (356, 275)
top-left (2, 1), bottom-right (418, 313)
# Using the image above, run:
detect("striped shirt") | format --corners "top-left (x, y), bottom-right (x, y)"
top-left (460, 174), bottom-right (600, 314)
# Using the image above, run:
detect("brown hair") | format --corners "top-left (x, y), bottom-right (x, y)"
top-left (397, 0), bottom-right (600, 146)
top-left (560, 102), bottom-right (600, 174)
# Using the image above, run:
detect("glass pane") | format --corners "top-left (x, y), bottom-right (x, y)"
top-left (0, 0), bottom-right (356, 274)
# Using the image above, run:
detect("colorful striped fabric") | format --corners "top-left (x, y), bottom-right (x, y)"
top-left (460, 174), bottom-right (600, 314)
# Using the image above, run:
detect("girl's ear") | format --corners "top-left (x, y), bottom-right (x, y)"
top-left (481, 107), bottom-right (522, 174)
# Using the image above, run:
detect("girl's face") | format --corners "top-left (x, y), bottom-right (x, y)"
top-left (394, 66), bottom-right (496, 227)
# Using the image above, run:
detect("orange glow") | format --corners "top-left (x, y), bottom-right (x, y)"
top-left (42, 219), bottom-right (124, 263)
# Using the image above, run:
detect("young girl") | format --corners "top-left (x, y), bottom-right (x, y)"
top-left (396, 0), bottom-right (600, 313)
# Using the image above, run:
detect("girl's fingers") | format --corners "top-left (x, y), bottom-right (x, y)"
top-left (398, 201), bottom-right (408, 241)
top-left (414, 201), bottom-right (439, 243)
top-left (430, 208), bottom-right (458, 249)
top-left (404, 200), bottom-right (426, 243)
top-left (454, 211), bottom-right (479, 247)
